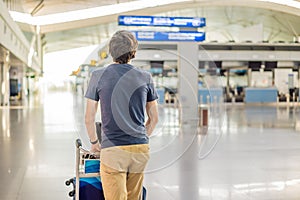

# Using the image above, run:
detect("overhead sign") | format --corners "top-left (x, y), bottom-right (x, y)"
top-left (131, 31), bottom-right (205, 42)
top-left (119, 15), bottom-right (206, 28)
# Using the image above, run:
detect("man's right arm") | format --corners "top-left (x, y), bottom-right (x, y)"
top-left (85, 98), bottom-right (101, 152)
top-left (145, 100), bottom-right (158, 136)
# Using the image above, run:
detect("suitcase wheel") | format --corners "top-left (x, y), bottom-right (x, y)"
top-left (65, 178), bottom-right (74, 186)
top-left (69, 190), bottom-right (75, 197)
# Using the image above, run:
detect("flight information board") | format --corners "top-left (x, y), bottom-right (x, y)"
top-left (131, 31), bottom-right (205, 42)
top-left (119, 15), bottom-right (206, 28)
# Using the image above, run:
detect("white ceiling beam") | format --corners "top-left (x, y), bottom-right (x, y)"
top-left (9, 0), bottom-right (300, 33)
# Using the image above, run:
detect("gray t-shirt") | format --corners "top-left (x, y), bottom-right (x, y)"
top-left (85, 64), bottom-right (158, 149)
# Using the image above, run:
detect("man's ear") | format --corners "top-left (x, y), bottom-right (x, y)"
top-left (130, 51), bottom-right (136, 59)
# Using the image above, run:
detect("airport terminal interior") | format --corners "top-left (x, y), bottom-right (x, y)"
top-left (1, 0), bottom-right (300, 199)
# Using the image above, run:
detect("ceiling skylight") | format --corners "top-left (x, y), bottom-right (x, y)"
top-left (9, 0), bottom-right (190, 26)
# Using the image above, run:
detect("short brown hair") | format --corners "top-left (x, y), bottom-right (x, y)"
top-left (109, 30), bottom-right (138, 64)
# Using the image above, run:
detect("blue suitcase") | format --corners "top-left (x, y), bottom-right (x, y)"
top-left (74, 159), bottom-right (104, 200)
top-left (72, 176), bottom-right (104, 200)
top-left (71, 176), bottom-right (146, 200)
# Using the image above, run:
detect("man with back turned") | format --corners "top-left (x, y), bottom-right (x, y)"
top-left (84, 30), bottom-right (159, 200)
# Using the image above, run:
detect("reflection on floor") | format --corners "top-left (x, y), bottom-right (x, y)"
top-left (1, 90), bottom-right (300, 200)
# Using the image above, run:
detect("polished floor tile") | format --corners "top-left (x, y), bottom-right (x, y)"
top-left (1, 90), bottom-right (300, 199)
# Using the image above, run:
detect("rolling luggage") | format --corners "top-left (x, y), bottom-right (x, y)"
top-left (65, 138), bottom-right (147, 200)
top-left (65, 139), bottom-right (104, 200)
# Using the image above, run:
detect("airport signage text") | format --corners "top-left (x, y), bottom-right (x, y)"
top-left (131, 31), bottom-right (205, 42)
top-left (119, 15), bottom-right (206, 28)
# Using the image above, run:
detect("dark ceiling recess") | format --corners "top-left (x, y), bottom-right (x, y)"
top-left (249, 61), bottom-right (262, 71)
top-left (264, 61), bottom-right (277, 71)
top-left (209, 61), bottom-right (222, 68)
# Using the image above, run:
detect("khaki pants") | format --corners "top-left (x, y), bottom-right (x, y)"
top-left (100, 144), bottom-right (149, 200)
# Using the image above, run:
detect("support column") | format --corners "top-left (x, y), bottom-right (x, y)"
top-left (0, 62), bottom-right (3, 105)
top-left (227, 68), bottom-right (230, 94)
top-left (248, 68), bottom-right (252, 87)
top-left (177, 42), bottom-right (198, 125)
top-left (36, 25), bottom-right (43, 73)
top-left (0, 61), bottom-right (10, 106)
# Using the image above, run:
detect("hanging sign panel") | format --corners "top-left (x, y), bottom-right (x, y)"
top-left (131, 31), bottom-right (205, 42)
top-left (119, 15), bottom-right (206, 28)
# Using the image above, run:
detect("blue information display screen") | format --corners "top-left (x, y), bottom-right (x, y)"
top-left (119, 15), bottom-right (206, 28)
top-left (131, 31), bottom-right (205, 42)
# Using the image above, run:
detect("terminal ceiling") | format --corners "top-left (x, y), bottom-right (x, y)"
top-left (5, 0), bottom-right (300, 53)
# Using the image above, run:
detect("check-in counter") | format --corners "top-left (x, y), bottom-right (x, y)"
top-left (198, 88), bottom-right (223, 104)
top-left (245, 87), bottom-right (277, 103)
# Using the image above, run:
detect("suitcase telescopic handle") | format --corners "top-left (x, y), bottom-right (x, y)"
top-left (76, 139), bottom-right (82, 148)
